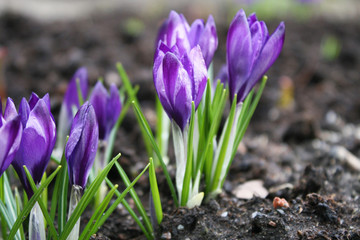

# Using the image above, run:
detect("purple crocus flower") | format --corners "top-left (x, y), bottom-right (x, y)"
top-left (89, 81), bottom-right (121, 141)
top-left (156, 11), bottom-right (218, 68)
top-left (153, 42), bottom-right (207, 130)
top-left (227, 9), bottom-right (285, 103)
top-left (0, 98), bottom-right (22, 177)
top-left (63, 67), bottom-right (88, 125)
top-left (65, 102), bottom-right (98, 189)
top-left (12, 93), bottom-right (56, 197)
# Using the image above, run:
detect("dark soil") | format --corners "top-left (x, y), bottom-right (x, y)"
top-left (1, 7), bottom-right (360, 240)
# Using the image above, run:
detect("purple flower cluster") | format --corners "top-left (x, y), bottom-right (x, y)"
top-left (227, 10), bottom-right (285, 103)
top-left (154, 11), bottom-right (218, 130)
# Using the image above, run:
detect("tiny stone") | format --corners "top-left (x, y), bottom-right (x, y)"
top-left (268, 221), bottom-right (276, 227)
top-left (276, 209), bottom-right (285, 215)
top-left (185, 238), bottom-right (191, 240)
top-left (221, 211), bottom-right (228, 218)
top-left (161, 232), bottom-right (171, 240)
top-left (177, 224), bottom-right (184, 230)
top-left (251, 211), bottom-right (259, 218)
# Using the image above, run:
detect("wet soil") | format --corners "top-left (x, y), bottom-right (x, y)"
top-left (1, 8), bottom-right (360, 240)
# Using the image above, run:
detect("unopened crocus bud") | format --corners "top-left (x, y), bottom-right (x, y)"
top-left (153, 42), bottom-right (207, 130)
top-left (156, 11), bottom-right (218, 68)
top-left (227, 9), bottom-right (285, 103)
top-left (65, 102), bottom-right (98, 189)
top-left (12, 93), bottom-right (56, 197)
top-left (0, 97), bottom-right (22, 177)
top-left (89, 82), bottom-right (121, 141)
top-left (63, 67), bottom-right (88, 124)
top-left (188, 15), bottom-right (218, 68)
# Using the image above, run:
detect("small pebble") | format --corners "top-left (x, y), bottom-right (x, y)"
top-left (273, 197), bottom-right (289, 209)
top-left (221, 211), bottom-right (228, 218)
top-left (161, 232), bottom-right (171, 240)
top-left (277, 209), bottom-right (285, 215)
top-left (268, 221), bottom-right (276, 227)
top-left (177, 224), bottom-right (184, 231)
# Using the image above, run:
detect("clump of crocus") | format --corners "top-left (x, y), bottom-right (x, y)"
top-left (65, 101), bottom-right (98, 240)
top-left (153, 37), bottom-right (207, 204)
top-left (156, 10), bottom-right (218, 68)
top-left (11, 93), bottom-right (56, 240)
top-left (208, 9), bottom-right (285, 197)
top-left (227, 9), bottom-right (285, 103)
top-left (57, 67), bottom-right (88, 152)
top-left (0, 97), bottom-right (22, 177)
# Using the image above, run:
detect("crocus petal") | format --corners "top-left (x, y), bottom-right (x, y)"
top-left (89, 82), bottom-right (108, 140)
top-left (66, 102), bottom-right (98, 188)
top-left (18, 98), bottom-right (30, 128)
top-left (162, 52), bottom-right (192, 130)
top-left (245, 22), bottom-right (285, 98)
top-left (227, 9), bottom-right (253, 102)
top-left (106, 84), bottom-right (121, 138)
top-left (165, 11), bottom-right (190, 51)
top-left (0, 116), bottom-right (22, 177)
top-left (188, 46), bottom-right (207, 108)
top-left (63, 67), bottom-right (88, 122)
top-left (4, 97), bottom-right (18, 121)
top-left (189, 19), bottom-right (205, 48)
top-left (12, 99), bottom-right (56, 196)
top-left (198, 15), bottom-right (218, 68)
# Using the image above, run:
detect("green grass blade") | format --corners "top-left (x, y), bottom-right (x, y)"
top-left (105, 178), bottom-right (151, 239)
top-left (114, 161), bottom-right (153, 233)
top-left (209, 94), bottom-right (238, 193)
top-left (181, 102), bottom-right (195, 206)
top-left (8, 166), bottom-right (61, 240)
top-left (15, 188), bottom-right (25, 240)
top-left (23, 166), bottom-right (59, 240)
top-left (0, 200), bottom-right (12, 237)
top-left (132, 100), bottom-right (179, 206)
top-left (116, 62), bottom-right (153, 156)
top-left (76, 78), bottom-right (84, 106)
top-left (93, 163), bottom-right (152, 239)
top-left (79, 184), bottom-right (118, 240)
top-left (59, 154), bottom-right (120, 240)
top-left (57, 138), bottom-right (69, 233)
top-left (149, 158), bottom-right (163, 224)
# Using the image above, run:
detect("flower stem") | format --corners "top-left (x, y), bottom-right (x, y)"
top-left (29, 202), bottom-right (46, 240)
top-left (67, 185), bottom-right (82, 240)
top-left (172, 122), bottom-right (188, 204)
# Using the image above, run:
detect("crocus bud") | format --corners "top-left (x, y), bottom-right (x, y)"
top-left (153, 42), bottom-right (207, 130)
top-left (63, 67), bottom-right (88, 123)
top-left (0, 97), bottom-right (22, 177)
top-left (188, 15), bottom-right (218, 68)
top-left (65, 102), bottom-right (98, 189)
top-left (227, 9), bottom-right (285, 103)
top-left (156, 11), bottom-right (218, 68)
top-left (89, 82), bottom-right (121, 141)
top-left (12, 93), bottom-right (56, 197)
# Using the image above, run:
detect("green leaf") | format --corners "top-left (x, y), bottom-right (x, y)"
top-left (8, 166), bottom-right (61, 240)
top-left (92, 163), bottom-right (152, 239)
top-left (116, 62), bottom-right (153, 157)
top-left (114, 161), bottom-right (153, 234)
top-left (23, 166), bottom-right (59, 240)
top-left (132, 100), bottom-right (179, 206)
top-left (105, 178), bottom-right (151, 239)
top-left (76, 77), bottom-right (84, 106)
top-left (79, 184), bottom-right (118, 240)
top-left (59, 154), bottom-right (120, 240)
top-left (15, 189), bottom-right (25, 240)
top-left (209, 94), bottom-right (238, 193)
top-left (181, 102), bottom-right (195, 206)
top-left (149, 158), bottom-right (163, 224)
top-left (56, 137), bottom-right (69, 233)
